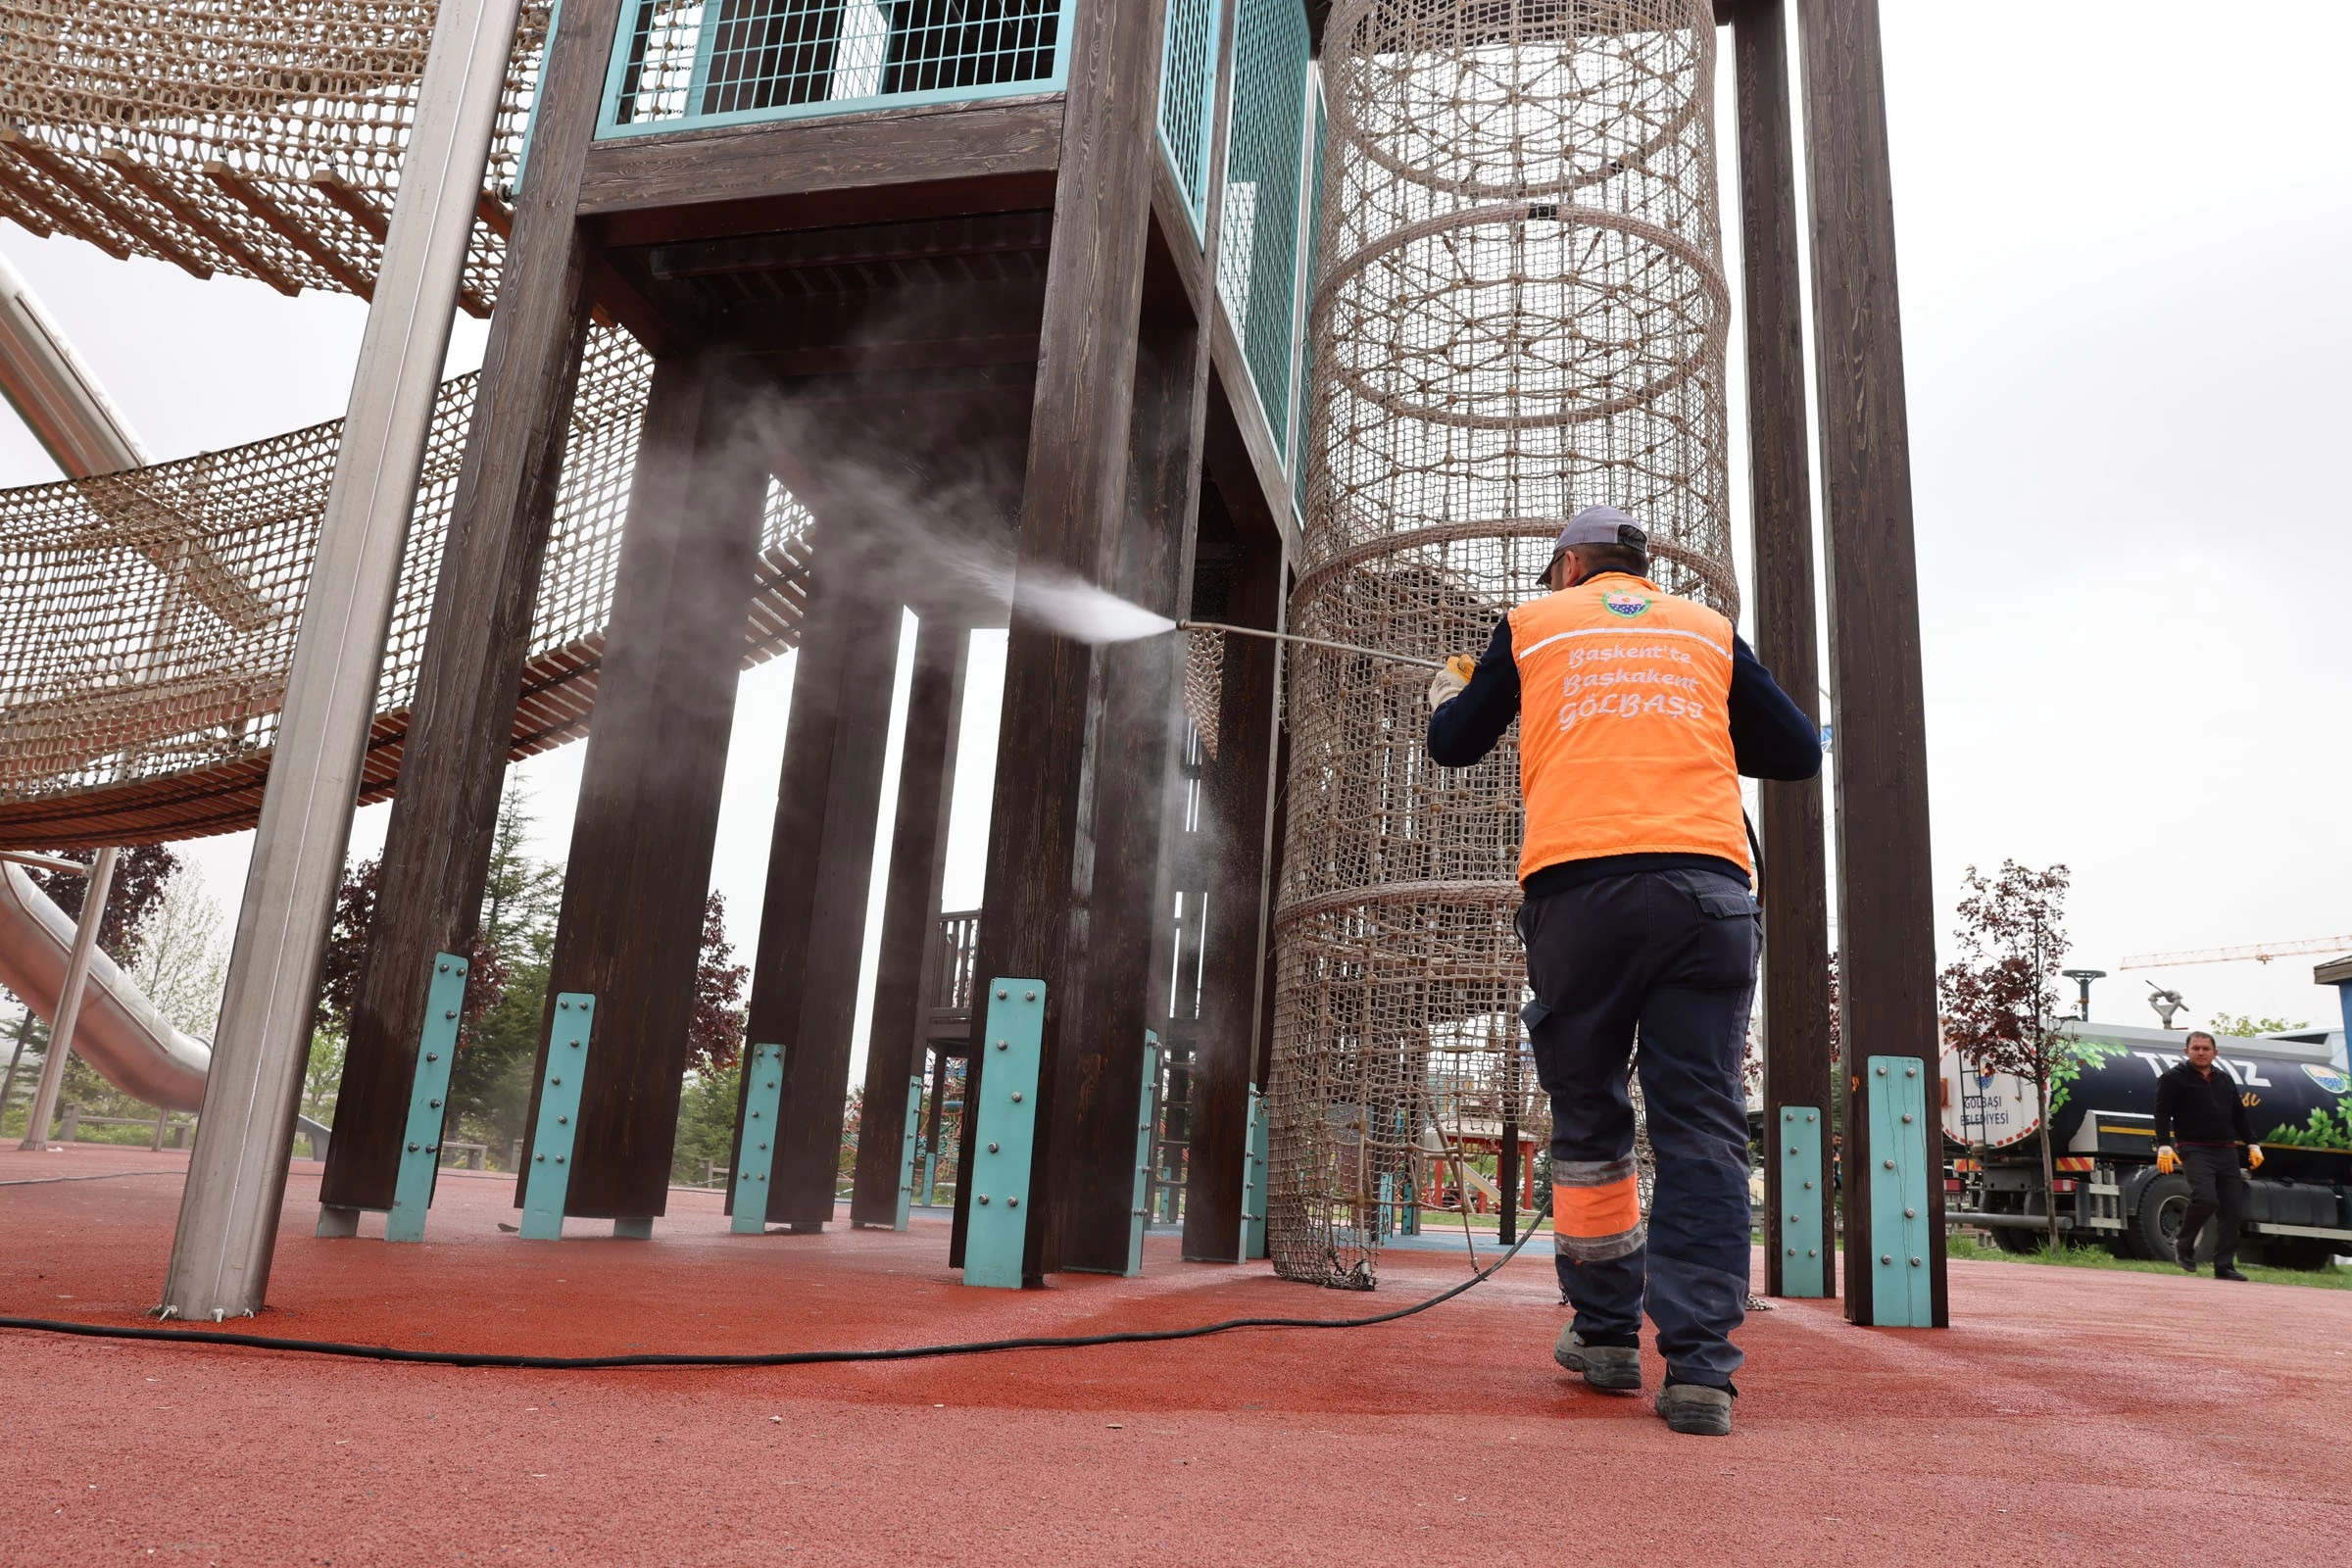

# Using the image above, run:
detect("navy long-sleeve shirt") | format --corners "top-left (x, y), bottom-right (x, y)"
top-left (1427, 575), bottom-right (1824, 894)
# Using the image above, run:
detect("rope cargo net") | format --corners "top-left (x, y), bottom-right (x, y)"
top-left (0, 1), bottom-right (551, 305)
top-left (0, 327), bottom-right (815, 847)
top-left (1266, 0), bottom-right (1735, 1288)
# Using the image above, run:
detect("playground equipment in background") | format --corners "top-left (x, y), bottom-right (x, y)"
top-left (0, 859), bottom-right (328, 1153)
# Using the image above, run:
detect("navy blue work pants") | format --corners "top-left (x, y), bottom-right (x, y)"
top-left (1520, 868), bottom-right (1759, 1389)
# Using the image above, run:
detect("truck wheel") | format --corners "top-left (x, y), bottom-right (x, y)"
top-left (2130, 1172), bottom-right (2190, 1261)
top-left (1992, 1225), bottom-right (2041, 1254)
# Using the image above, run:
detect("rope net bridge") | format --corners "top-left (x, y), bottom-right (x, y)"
top-left (0, 327), bottom-right (815, 847)
top-left (1261, 0), bottom-right (1737, 1289)
top-left (0, 0), bottom-right (552, 309)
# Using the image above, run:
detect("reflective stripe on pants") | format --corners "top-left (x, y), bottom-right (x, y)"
top-left (1521, 866), bottom-right (1758, 1389)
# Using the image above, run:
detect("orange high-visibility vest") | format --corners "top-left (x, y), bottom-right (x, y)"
top-left (1507, 574), bottom-right (1748, 882)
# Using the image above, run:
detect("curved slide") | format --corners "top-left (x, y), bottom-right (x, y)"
top-left (0, 862), bottom-right (331, 1152)
top-left (0, 860), bottom-right (208, 1110)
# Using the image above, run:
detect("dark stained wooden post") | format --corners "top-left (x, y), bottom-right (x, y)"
top-left (320, 0), bottom-right (624, 1215)
top-left (1182, 492), bottom-right (1285, 1262)
top-left (517, 355), bottom-right (769, 1219)
top-left (1045, 289), bottom-right (1206, 1275)
top-left (1793, 0), bottom-right (1945, 1326)
top-left (849, 614), bottom-right (969, 1226)
top-left (951, 0), bottom-right (1187, 1281)
top-left (736, 536), bottom-right (905, 1230)
top-left (1733, 0), bottom-right (1837, 1299)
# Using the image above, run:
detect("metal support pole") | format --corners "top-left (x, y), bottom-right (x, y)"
top-left (16, 849), bottom-right (118, 1151)
top-left (160, 0), bottom-right (527, 1319)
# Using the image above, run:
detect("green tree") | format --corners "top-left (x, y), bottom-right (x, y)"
top-left (2208, 1013), bottom-right (2308, 1038)
top-left (672, 1067), bottom-right (741, 1186)
top-left (1939, 861), bottom-right (2074, 1251)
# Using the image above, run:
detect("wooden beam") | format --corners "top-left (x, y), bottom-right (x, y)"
top-left (0, 180), bottom-right (54, 238)
top-left (735, 529), bottom-right (903, 1230)
top-left (0, 152), bottom-right (129, 259)
top-left (1047, 286), bottom-right (1206, 1275)
top-left (848, 616), bottom-right (970, 1227)
top-left (953, 0), bottom-right (1178, 1281)
top-left (1181, 482), bottom-right (1285, 1262)
top-left (1735, 0), bottom-right (1837, 1301)
top-left (99, 149), bottom-right (299, 293)
top-left (319, 0), bottom-right (625, 1214)
top-left (204, 163), bottom-right (375, 299)
top-left (311, 171), bottom-right (494, 318)
top-left (1793, 0), bottom-right (1946, 1327)
top-left (577, 97), bottom-right (1063, 222)
top-left (517, 355), bottom-right (766, 1220)
top-left (0, 131), bottom-right (212, 279)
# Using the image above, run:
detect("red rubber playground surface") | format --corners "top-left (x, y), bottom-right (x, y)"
top-left (5, 1144), bottom-right (2348, 1566)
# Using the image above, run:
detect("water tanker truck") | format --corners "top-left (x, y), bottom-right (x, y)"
top-left (1942, 1021), bottom-right (2352, 1268)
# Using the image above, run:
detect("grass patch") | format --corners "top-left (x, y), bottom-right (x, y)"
top-left (1946, 1232), bottom-right (2352, 1290)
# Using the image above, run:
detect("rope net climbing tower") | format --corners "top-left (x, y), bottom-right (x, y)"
top-left (1267, 0), bottom-right (1736, 1288)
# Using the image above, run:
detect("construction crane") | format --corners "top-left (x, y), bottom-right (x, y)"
top-left (2120, 936), bottom-right (2352, 970)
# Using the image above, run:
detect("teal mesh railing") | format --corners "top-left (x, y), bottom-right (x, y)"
top-left (1156, 0), bottom-right (1221, 235)
top-left (1293, 83), bottom-right (1324, 514)
top-left (1215, 0), bottom-right (1310, 462)
top-left (599, 0), bottom-right (1076, 137)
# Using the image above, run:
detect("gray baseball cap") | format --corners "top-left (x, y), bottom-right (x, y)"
top-left (1537, 505), bottom-right (1648, 574)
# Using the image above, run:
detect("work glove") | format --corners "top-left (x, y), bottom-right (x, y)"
top-left (1427, 654), bottom-right (1476, 712)
top-left (2248, 1144), bottom-right (2265, 1170)
top-left (2154, 1145), bottom-right (2180, 1174)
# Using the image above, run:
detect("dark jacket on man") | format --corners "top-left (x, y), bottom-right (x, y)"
top-left (2153, 1059), bottom-right (2253, 1147)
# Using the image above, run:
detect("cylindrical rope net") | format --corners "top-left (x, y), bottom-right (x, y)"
top-left (1267, 0), bottom-right (1735, 1288)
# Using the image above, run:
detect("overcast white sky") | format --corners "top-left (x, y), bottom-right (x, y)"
top-left (2, 1), bottom-right (2344, 1058)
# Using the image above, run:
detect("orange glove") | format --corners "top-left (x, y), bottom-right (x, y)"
top-left (1446, 654), bottom-right (1477, 681)
top-left (2247, 1144), bottom-right (2265, 1170)
top-left (2154, 1145), bottom-right (2180, 1175)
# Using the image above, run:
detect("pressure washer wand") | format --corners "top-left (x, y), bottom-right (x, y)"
top-left (1176, 619), bottom-right (1446, 671)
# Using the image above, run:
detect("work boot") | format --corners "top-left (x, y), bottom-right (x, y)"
top-left (1654, 1382), bottom-right (1734, 1437)
top-left (2174, 1240), bottom-right (2196, 1272)
top-left (1553, 1326), bottom-right (1642, 1391)
top-left (2214, 1264), bottom-right (2250, 1282)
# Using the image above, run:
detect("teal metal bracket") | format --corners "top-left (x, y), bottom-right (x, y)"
top-left (1242, 1085), bottom-right (1268, 1260)
top-left (962, 980), bottom-right (1045, 1289)
top-left (519, 994), bottom-right (595, 1241)
top-left (1124, 1030), bottom-right (1164, 1277)
top-left (1867, 1055), bottom-right (1934, 1326)
top-left (731, 1043), bottom-right (786, 1236)
top-left (1775, 1104), bottom-right (1827, 1297)
top-left (386, 952), bottom-right (469, 1243)
top-left (895, 1071), bottom-right (924, 1231)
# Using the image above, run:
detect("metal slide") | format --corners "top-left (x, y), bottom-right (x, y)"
top-left (0, 861), bottom-right (334, 1152)
top-left (0, 859), bottom-right (208, 1110)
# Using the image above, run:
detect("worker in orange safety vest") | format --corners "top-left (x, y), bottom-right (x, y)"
top-left (1426, 505), bottom-right (1823, 1438)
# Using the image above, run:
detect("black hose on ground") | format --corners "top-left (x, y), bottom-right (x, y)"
top-left (0, 1217), bottom-right (1550, 1371)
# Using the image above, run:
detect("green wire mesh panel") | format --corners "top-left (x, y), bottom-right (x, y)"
top-left (1157, 0), bottom-right (1222, 234)
top-left (1215, 0), bottom-right (1311, 459)
top-left (603, 0), bottom-right (1072, 135)
top-left (1293, 84), bottom-right (1326, 516)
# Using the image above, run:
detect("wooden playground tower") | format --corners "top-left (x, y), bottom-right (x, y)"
top-left (0, 0), bottom-right (1935, 1318)
top-left (317, 0), bottom-right (1298, 1281)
